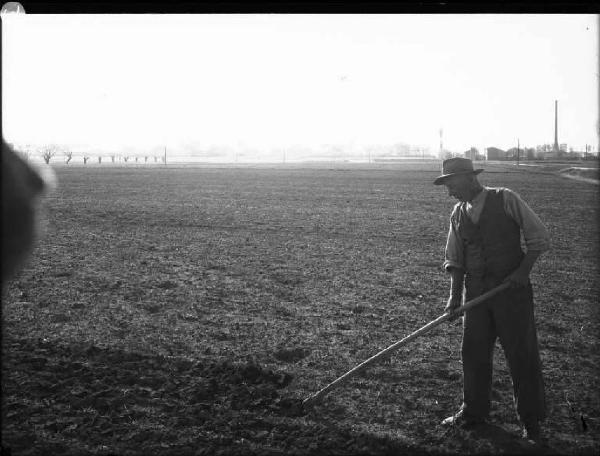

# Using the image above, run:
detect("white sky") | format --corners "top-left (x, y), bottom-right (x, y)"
top-left (2, 14), bottom-right (598, 154)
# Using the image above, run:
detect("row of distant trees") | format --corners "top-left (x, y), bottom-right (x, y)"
top-left (12, 142), bottom-right (597, 164)
top-left (12, 143), bottom-right (166, 165)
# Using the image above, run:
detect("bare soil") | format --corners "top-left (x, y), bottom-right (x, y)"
top-left (2, 162), bottom-right (599, 455)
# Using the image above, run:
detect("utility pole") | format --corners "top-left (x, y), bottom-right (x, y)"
top-left (584, 144), bottom-right (588, 161)
top-left (553, 100), bottom-right (559, 153)
top-left (517, 138), bottom-right (520, 166)
top-left (164, 146), bottom-right (167, 165)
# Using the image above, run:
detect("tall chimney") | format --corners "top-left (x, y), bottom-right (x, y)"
top-left (553, 100), bottom-right (559, 152)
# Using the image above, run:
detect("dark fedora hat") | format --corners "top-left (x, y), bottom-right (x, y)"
top-left (433, 157), bottom-right (484, 185)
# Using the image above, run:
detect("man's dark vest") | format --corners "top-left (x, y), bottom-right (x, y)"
top-left (452, 188), bottom-right (523, 279)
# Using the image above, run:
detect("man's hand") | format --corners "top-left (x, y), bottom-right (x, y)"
top-left (503, 250), bottom-right (542, 289)
top-left (444, 296), bottom-right (462, 321)
top-left (503, 267), bottom-right (530, 288)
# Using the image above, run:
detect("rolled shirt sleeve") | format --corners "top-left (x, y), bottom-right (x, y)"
top-left (502, 188), bottom-right (551, 253)
top-left (443, 204), bottom-right (465, 272)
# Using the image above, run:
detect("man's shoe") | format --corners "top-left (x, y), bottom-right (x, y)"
top-left (441, 410), bottom-right (486, 427)
top-left (522, 421), bottom-right (543, 444)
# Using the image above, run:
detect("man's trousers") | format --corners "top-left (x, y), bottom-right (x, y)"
top-left (461, 275), bottom-right (546, 424)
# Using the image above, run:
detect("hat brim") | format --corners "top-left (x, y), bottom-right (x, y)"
top-left (433, 168), bottom-right (484, 185)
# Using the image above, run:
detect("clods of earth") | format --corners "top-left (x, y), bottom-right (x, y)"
top-left (2, 336), bottom-right (430, 455)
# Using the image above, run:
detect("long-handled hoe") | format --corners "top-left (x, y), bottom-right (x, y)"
top-left (301, 282), bottom-right (510, 410)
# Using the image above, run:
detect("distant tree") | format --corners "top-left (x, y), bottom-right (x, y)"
top-left (144, 156), bottom-right (149, 163)
top-left (123, 156), bottom-right (130, 163)
top-left (40, 144), bottom-right (59, 164)
top-left (64, 150), bottom-right (73, 164)
top-left (110, 155), bottom-right (115, 163)
top-left (83, 155), bottom-right (91, 164)
top-left (135, 157), bottom-right (139, 163)
top-left (98, 156), bottom-right (102, 164)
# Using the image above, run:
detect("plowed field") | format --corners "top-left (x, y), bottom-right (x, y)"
top-left (2, 162), bottom-right (598, 455)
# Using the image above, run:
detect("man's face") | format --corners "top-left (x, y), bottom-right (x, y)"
top-left (443, 174), bottom-right (473, 202)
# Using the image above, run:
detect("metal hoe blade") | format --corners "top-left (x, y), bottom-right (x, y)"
top-left (302, 282), bottom-right (511, 409)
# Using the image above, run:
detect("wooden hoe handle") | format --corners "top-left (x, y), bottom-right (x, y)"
top-left (302, 281), bottom-right (511, 408)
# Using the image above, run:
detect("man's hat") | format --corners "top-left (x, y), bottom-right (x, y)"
top-left (433, 157), bottom-right (484, 185)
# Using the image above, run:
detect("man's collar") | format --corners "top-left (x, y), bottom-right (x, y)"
top-left (468, 186), bottom-right (487, 204)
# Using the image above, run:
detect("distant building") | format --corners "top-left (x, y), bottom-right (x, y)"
top-left (463, 147), bottom-right (476, 161)
top-left (407, 145), bottom-right (432, 157)
top-left (463, 147), bottom-right (485, 161)
top-left (506, 148), bottom-right (520, 160)
top-left (524, 148), bottom-right (536, 160)
top-left (486, 147), bottom-right (508, 160)
top-left (389, 142), bottom-right (411, 156)
top-left (441, 150), bottom-right (453, 160)
top-left (535, 144), bottom-right (556, 160)
top-left (536, 144), bottom-right (553, 153)
top-left (543, 150), bottom-right (559, 160)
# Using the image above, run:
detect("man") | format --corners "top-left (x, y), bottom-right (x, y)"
top-left (434, 157), bottom-right (549, 444)
top-left (2, 140), bottom-right (53, 283)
